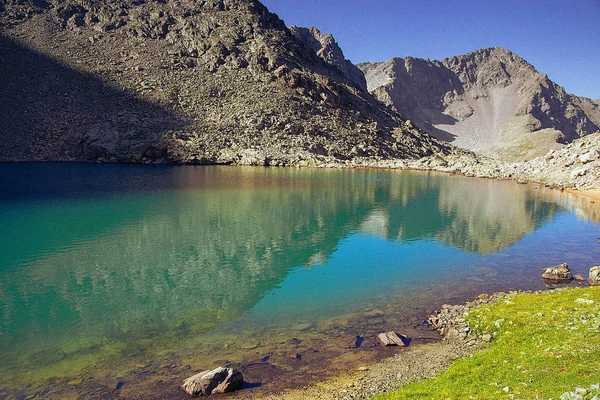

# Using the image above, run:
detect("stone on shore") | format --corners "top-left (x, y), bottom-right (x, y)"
top-left (541, 263), bottom-right (574, 283)
top-left (589, 266), bottom-right (600, 286)
top-left (182, 367), bottom-right (243, 396)
top-left (377, 332), bottom-right (409, 347)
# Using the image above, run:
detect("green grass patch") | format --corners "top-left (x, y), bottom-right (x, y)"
top-left (375, 287), bottom-right (600, 399)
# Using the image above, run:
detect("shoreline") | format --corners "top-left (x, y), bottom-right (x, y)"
top-left (251, 287), bottom-right (593, 399)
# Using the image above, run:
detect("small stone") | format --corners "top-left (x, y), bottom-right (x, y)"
top-left (377, 332), bottom-right (409, 347)
top-left (503, 386), bottom-right (511, 393)
top-left (357, 366), bottom-right (369, 371)
top-left (482, 334), bottom-right (492, 342)
top-left (575, 298), bottom-right (594, 305)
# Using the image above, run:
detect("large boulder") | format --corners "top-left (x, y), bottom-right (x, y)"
top-left (182, 367), bottom-right (243, 396)
top-left (589, 266), bottom-right (600, 286)
top-left (541, 263), bottom-right (574, 283)
top-left (377, 331), bottom-right (409, 347)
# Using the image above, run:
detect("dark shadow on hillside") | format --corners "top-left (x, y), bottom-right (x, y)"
top-left (0, 36), bottom-right (187, 162)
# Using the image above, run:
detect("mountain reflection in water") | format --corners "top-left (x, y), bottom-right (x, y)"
top-left (0, 164), bottom-right (598, 390)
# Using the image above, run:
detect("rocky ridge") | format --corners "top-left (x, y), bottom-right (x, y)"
top-left (0, 0), bottom-right (448, 164)
top-left (289, 26), bottom-right (367, 92)
top-left (359, 48), bottom-right (600, 161)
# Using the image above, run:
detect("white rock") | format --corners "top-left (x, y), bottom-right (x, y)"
top-left (571, 166), bottom-right (590, 179)
top-left (579, 150), bottom-right (598, 164)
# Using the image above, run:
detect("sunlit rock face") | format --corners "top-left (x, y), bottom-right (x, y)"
top-left (360, 48), bottom-right (600, 161)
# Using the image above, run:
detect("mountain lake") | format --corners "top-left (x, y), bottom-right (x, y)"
top-left (1, 163), bottom-right (599, 399)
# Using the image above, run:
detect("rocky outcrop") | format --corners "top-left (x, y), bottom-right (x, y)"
top-left (289, 26), bottom-right (367, 92)
top-left (359, 48), bottom-right (600, 161)
top-left (512, 131), bottom-right (600, 189)
top-left (0, 0), bottom-right (448, 164)
top-left (589, 267), bottom-right (600, 287)
top-left (182, 367), bottom-right (243, 396)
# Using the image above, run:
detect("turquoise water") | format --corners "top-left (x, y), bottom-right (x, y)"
top-left (0, 164), bottom-right (599, 398)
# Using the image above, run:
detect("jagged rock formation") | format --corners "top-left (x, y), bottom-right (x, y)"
top-left (359, 48), bottom-right (600, 161)
top-left (289, 25), bottom-right (367, 92)
top-left (0, 0), bottom-right (448, 164)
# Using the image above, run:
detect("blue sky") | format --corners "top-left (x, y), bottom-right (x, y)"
top-left (261, 0), bottom-right (600, 100)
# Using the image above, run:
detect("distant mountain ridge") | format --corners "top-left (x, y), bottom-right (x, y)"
top-left (359, 47), bottom-right (600, 161)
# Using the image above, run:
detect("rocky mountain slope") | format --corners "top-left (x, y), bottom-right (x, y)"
top-left (289, 26), bottom-right (367, 92)
top-left (359, 48), bottom-right (600, 161)
top-left (0, 0), bottom-right (448, 164)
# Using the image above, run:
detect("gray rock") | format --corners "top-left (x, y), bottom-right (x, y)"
top-left (481, 334), bottom-right (492, 342)
top-left (377, 332), bottom-right (408, 347)
top-left (589, 266), bottom-right (600, 286)
top-left (579, 150), bottom-right (598, 164)
top-left (541, 263), bottom-right (574, 282)
top-left (571, 166), bottom-right (590, 179)
top-left (182, 367), bottom-right (243, 396)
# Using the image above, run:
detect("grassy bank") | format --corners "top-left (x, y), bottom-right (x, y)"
top-left (375, 287), bottom-right (600, 399)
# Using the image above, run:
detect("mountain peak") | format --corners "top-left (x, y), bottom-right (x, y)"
top-left (359, 48), bottom-right (600, 160)
top-left (289, 25), bottom-right (367, 91)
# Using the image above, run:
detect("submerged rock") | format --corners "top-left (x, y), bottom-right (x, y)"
top-left (589, 266), bottom-right (600, 286)
top-left (182, 367), bottom-right (243, 396)
top-left (377, 332), bottom-right (409, 347)
top-left (541, 263), bottom-right (574, 283)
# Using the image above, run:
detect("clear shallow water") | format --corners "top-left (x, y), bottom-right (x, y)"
top-left (0, 164), bottom-right (599, 398)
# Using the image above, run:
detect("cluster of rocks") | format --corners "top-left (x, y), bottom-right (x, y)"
top-left (560, 383), bottom-right (600, 400)
top-left (540, 263), bottom-right (600, 287)
top-left (342, 130), bottom-right (600, 192)
top-left (427, 293), bottom-right (504, 347)
top-left (513, 132), bottom-right (600, 190)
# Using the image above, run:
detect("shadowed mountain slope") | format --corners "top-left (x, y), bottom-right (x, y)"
top-left (0, 0), bottom-right (448, 164)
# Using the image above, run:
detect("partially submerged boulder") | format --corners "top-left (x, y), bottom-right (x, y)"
top-left (541, 263), bottom-right (574, 283)
top-left (377, 331), bottom-right (409, 347)
top-left (589, 266), bottom-right (600, 286)
top-left (182, 367), bottom-right (243, 396)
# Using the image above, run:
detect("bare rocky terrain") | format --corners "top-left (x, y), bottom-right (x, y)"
top-left (345, 131), bottom-right (600, 191)
top-left (289, 26), bottom-right (367, 92)
top-left (359, 48), bottom-right (600, 161)
top-left (0, 0), bottom-right (449, 165)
